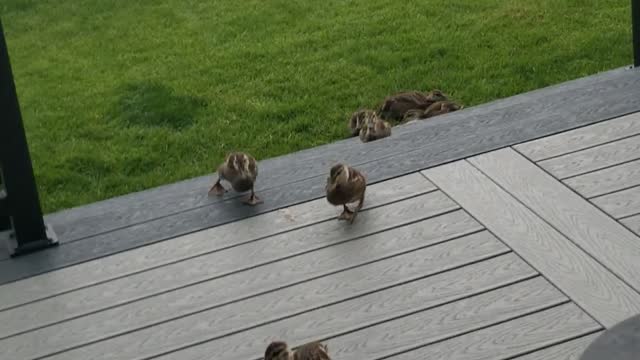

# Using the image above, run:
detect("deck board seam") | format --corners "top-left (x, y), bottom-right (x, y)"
top-left (530, 130), bottom-right (640, 163)
top-left (467, 154), bottom-right (640, 297)
top-left (558, 155), bottom-right (640, 181)
top-left (418, 168), bottom-right (610, 328)
top-left (0, 225), bottom-right (487, 341)
top-left (583, 183), bottom-right (640, 200)
top-left (501, 329), bottom-right (605, 360)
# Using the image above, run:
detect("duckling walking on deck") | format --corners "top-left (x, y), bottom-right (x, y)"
top-left (208, 152), bottom-right (263, 205)
top-left (325, 164), bottom-right (366, 224)
top-left (265, 340), bottom-right (331, 360)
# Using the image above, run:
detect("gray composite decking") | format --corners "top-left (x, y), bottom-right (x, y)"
top-left (2, 72), bottom-right (640, 360)
top-left (2, 66), bottom-right (640, 284)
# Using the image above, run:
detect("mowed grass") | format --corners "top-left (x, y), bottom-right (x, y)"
top-left (1, 0), bottom-right (632, 213)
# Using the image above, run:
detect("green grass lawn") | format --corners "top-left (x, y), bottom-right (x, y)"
top-left (1, 0), bottom-right (633, 213)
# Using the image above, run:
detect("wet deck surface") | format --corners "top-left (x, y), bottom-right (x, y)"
top-left (1, 71), bottom-right (640, 360)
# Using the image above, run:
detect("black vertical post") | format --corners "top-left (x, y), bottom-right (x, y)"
top-left (634, 0), bottom-right (640, 67)
top-left (0, 17), bottom-right (57, 256)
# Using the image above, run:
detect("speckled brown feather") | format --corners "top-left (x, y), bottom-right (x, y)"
top-left (217, 152), bottom-right (258, 192)
top-left (377, 90), bottom-right (447, 121)
top-left (359, 112), bottom-right (391, 143)
top-left (422, 100), bottom-right (463, 118)
top-left (326, 164), bottom-right (366, 206)
top-left (293, 342), bottom-right (331, 360)
top-left (348, 109), bottom-right (375, 137)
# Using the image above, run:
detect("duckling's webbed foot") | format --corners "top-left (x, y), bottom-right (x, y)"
top-left (208, 181), bottom-right (226, 196)
top-left (348, 193), bottom-right (365, 224)
top-left (242, 189), bottom-right (263, 206)
top-left (338, 205), bottom-right (354, 221)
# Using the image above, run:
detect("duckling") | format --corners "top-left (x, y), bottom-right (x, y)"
top-left (348, 109), bottom-right (375, 137)
top-left (208, 152), bottom-right (263, 205)
top-left (377, 89), bottom-right (448, 122)
top-left (359, 112), bottom-right (391, 143)
top-left (401, 100), bottom-right (463, 122)
top-left (325, 163), bottom-right (366, 224)
top-left (265, 340), bottom-right (331, 360)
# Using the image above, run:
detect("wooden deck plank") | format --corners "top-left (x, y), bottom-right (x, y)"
top-left (563, 159), bottom-right (640, 198)
top-left (3, 68), bottom-right (640, 284)
top-left (621, 214), bottom-right (640, 235)
top-left (323, 278), bottom-right (564, 360)
top-left (423, 159), bottom-right (640, 327)
top-left (127, 254), bottom-right (535, 360)
top-left (157, 276), bottom-right (561, 360)
top-left (0, 173), bottom-right (434, 309)
top-left (537, 135), bottom-right (640, 179)
top-left (513, 332), bottom-right (601, 360)
top-left (591, 186), bottom-right (640, 219)
top-left (468, 148), bottom-right (640, 292)
top-left (13, 235), bottom-right (511, 360)
top-left (387, 303), bottom-right (600, 360)
top-left (0, 208), bottom-right (480, 340)
top-left (514, 111), bottom-right (640, 162)
top-left (42, 68), bottom-right (640, 245)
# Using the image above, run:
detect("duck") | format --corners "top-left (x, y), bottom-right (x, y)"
top-left (325, 163), bottom-right (366, 224)
top-left (377, 89), bottom-right (448, 122)
top-left (348, 109), bottom-right (374, 137)
top-left (402, 100), bottom-right (463, 122)
top-left (359, 111), bottom-right (391, 143)
top-left (264, 340), bottom-right (331, 360)
top-left (208, 151), bottom-right (262, 205)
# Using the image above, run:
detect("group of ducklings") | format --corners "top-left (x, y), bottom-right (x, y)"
top-left (349, 89), bottom-right (463, 143)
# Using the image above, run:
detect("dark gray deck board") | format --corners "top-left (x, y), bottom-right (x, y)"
top-left (515, 111), bottom-right (640, 162)
top-left (514, 332), bottom-right (601, 360)
top-left (0, 199), bottom-right (476, 340)
top-left (1, 67), bottom-right (638, 284)
top-left (9, 234), bottom-right (510, 360)
top-left (0, 173), bottom-right (435, 311)
top-left (136, 254), bottom-right (537, 360)
top-left (386, 303), bottom-right (600, 360)
top-left (564, 159), bottom-right (640, 198)
top-left (591, 186), bottom-right (640, 219)
top-left (422, 158), bottom-right (640, 327)
top-left (467, 148), bottom-right (640, 293)
top-left (537, 135), bottom-right (640, 180)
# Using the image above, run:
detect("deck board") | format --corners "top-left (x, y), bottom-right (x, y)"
top-left (563, 159), bottom-right (640, 198)
top-left (423, 159), bottom-right (640, 327)
top-left (2, 68), bottom-right (639, 283)
top-left (387, 303), bottom-right (600, 360)
top-left (467, 148), bottom-right (640, 293)
top-left (513, 332), bottom-right (601, 360)
top-left (14, 237), bottom-right (511, 360)
top-left (514, 111), bottom-right (640, 161)
top-left (591, 186), bottom-right (640, 219)
top-left (621, 214), bottom-right (640, 235)
top-left (537, 134), bottom-right (640, 179)
top-left (0, 208), bottom-right (480, 340)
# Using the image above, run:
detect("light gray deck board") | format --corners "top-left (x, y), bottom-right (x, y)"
top-left (468, 148), bottom-right (640, 293)
top-left (324, 277), bottom-right (564, 360)
top-left (149, 254), bottom-right (539, 360)
top-left (0, 173), bottom-right (434, 312)
top-left (591, 186), bottom-right (640, 219)
top-left (0, 208), bottom-right (480, 341)
top-left (537, 134), bottom-right (640, 179)
top-left (2, 232), bottom-right (510, 360)
top-left (423, 159), bottom-right (640, 327)
top-left (563, 159), bottom-right (640, 198)
top-left (513, 332), bottom-right (601, 360)
top-left (515, 111), bottom-right (640, 161)
top-left (621, 214), bottom-right (640, 235)
top-left (387, 303), bottom-right (600, 360)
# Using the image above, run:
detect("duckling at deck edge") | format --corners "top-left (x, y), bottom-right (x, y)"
top-left (208, 151), bottom-right (263, 206)
top-left (264, 340), bottom-right (331, 360)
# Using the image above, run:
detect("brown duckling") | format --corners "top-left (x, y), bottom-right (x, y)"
top-left (208, 152), bottom-right (263, 205)
top-left (359, 111), bottom-right (391, 143)
top-left (348, 109), bottom-right (375, 137)
top-left (377, 89), bottom-right (448, 122)
top-left (265, 340), bottom-right (331, 360)
top-left (402, 100), bottom-right (463, 122)
top-left (325, 163), bottom-right (366, 224)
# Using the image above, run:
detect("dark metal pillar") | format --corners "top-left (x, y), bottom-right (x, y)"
top-left (634, 0), bottom-right (640, 67)
top-left (0, 17), bottom-right (57, 256)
